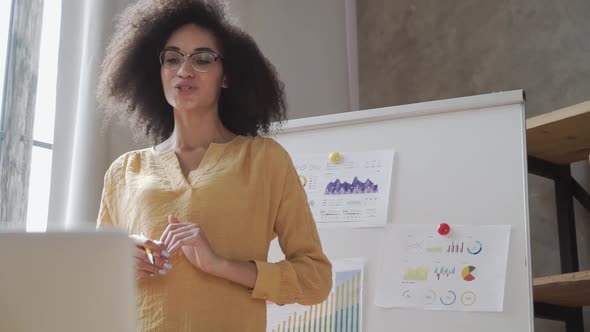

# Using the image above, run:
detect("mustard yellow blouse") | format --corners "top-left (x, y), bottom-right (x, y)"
top-left (97, 135), bottom-right (332, 331)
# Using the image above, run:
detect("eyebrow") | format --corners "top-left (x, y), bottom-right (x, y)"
top-left (164, 46), bottom-right (218, 54)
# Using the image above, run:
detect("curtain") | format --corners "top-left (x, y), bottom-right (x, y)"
top-left (47, 0), bottom-right (131, 230)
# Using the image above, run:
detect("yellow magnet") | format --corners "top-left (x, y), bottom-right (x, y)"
top-left (328, 151), bottom-right (341, 163)
top-left (299, 175), bottom-right (308, 187)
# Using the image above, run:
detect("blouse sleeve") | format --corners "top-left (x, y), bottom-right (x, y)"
top-left (97, 169), bottom-right (115, 229)
top-left (251, 149), bottom-right (332, 305)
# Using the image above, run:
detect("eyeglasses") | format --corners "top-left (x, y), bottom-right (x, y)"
top-left (159, 49), bottom-right (224, 73)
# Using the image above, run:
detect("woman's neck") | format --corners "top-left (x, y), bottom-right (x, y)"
top-left (169, 107), bottom-right (235, 151)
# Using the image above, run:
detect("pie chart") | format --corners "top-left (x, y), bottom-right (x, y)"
top-left (461, 265), bottom-right (477, 281)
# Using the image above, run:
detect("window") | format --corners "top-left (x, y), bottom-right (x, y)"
top-left (0, 0), bottom-right (12, 130)
top-left (27, 0), bottom-right (62, 232)
top-left (1, 0), bottom-right (61, 231)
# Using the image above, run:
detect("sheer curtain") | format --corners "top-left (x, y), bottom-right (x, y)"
top-left (47, 0), bottom-right (131, 230)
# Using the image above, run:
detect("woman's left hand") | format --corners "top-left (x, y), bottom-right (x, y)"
top-left (160, 215), bottom-right (221, 274)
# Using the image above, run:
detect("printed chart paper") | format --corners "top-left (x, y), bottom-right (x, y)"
top-left (267, 258), bottom-right (365, 332)
top-left (291, 150), bottom-right (395, 228)
top-left (375, 224), bottom-right (511, 312)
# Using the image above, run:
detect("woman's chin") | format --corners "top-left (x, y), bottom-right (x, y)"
top-left (173, 103), bottom-right (213, 113)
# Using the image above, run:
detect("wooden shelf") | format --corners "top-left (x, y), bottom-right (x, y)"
top-left (533, 270), bottom-right (590, 307)
top-left (527, 100), bottom-right (590, 165)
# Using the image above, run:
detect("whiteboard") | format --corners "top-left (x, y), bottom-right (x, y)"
top-left (269, 90), bottom-right (533, 332)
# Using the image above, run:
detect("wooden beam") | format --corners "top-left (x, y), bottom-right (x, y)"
top-left (533, 270), bottom-right (590, 307)
top-left (0, 0), bottom-right (44, 227)
top-left (526, 101), bottom-right (590, 164)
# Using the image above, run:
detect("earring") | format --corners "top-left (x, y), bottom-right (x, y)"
top-left (221, 77), bottom-right (228, 88)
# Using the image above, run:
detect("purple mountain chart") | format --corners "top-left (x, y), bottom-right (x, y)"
top-left (324, 177), bottom-right (378, 195)
top-left (291, 150), bottom-right (395, 227)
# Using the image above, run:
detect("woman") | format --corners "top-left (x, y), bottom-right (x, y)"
top-left (96, 0), bottom-right (332, 330)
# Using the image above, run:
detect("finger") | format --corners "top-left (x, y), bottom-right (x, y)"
top-left (142, 238), bottom-right (167, 253)
top-left (154, 255), bottom-right (173, 271)
top-left (136, 257), bottom-right (163, 275)
top-left (137, 270), bottom-right (154, 279)
top-left (160, 223), bottom-right (191, 246)
top-left (166, 226), bottom-right (199, 249)
top-left (130, 234), bottom-right (168, 257)
top-left (135, 247), bottom-right (172, 269)
top-left (169, 214), bottom-right (180, 224)
top-left (134, 247), bottom-right (151, 263)
top-left (135, 246), bottom-right (167, 272)
top-left (160, 215), bottom-right (190, 241)
top-left (162, 224), bottom-right (196, 248)
top-left (168, 233), bottom-right (199, 254)
top-left (130, 234), bottom-right (147, 247)
top-left (140, 237), bottom-right (169, 259)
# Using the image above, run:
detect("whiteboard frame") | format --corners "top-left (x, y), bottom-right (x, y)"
top-left (279, 90), bottom-right (525, 133)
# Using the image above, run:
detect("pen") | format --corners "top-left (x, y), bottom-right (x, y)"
top-left (140, 232), bottom-right (156, 265)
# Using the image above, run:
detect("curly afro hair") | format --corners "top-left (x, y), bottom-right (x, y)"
top-left (97, 0), bottom-right (287, 144)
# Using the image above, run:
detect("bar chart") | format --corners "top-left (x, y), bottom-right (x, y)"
top-left (267, 260), bottom-right (364, 332)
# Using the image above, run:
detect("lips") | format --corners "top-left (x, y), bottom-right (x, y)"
top-left (174, 82), bottom-right (197, 91)
top-left (175, 85), bottom-right (195, 90)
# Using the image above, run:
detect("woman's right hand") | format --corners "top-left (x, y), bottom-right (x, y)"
top-left (130, 234), bottom-right (172, 278)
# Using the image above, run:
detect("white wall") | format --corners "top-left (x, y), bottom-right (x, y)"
top-left (227, 0), bottom-right (356, 119)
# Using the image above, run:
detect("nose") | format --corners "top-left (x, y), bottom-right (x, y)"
top-left (176, 57), bottom-right (195, 78)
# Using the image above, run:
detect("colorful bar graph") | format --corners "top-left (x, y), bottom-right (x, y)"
top-left (269, 267), bottom-right (363, 332)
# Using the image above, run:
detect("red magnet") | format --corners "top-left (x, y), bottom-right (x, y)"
top-left (438, 223), bottom-right (450, 236)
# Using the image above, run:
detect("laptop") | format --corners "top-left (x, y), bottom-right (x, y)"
top-left (0, 231), bottom-right (136, 331)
